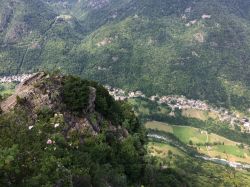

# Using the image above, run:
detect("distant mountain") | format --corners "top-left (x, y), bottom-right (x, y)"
top-left (1, 0), bottom-right (250, 110)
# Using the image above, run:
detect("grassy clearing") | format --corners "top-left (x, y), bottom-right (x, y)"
top-left (199, 144), bottom-right (250, 164)
top-left (215, 145), bottom-right (245, 157)
top-left (145, 121), bottom-right (207, 144)
top-left (145, 121), bottom-right (173, 133)
top-left (172, 126), bottom-right (207, 144)
top-left (145, 121), bottom-right (236, 145)
top-left (182, 108), bottom-right (218, 121)
top-left (147, 142), bottom-right (183, 158)
top-left (199, 146), bottom-right (250, 164)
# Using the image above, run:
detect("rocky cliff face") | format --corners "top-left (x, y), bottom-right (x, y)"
top-left (0, 72), bottom-right (127, 138)
top-left (0, 72), bottom-right (144, 187)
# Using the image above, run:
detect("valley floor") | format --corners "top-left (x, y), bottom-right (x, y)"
top-left (146, 121), bottom-right (250, 169)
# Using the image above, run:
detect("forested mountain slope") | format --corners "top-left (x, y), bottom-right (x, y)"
top-left (1, 72), bottom-right (250, 186)
top-left (0, 72), bottom-right (148, 186)
top-left (1, 0), bottom-right (250, 110)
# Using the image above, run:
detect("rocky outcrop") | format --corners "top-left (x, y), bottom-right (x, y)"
top-left (0, 72), bottom-right (45, 112)
top-left (0, 72), bottom-right (124, 138)
top-left (86, 87), bottom-right (96, 113)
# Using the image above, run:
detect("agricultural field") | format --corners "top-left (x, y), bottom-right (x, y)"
top-left (199, 145), bottom-right (250, 164)
top-left (145, 121), bottom-right (173, 133)
top-left (147, 142), bottom-right (184, 158)
top-left (146, 140), bottom-right (250, 186)
top-left (182, 108), bottom-right (218, 121)
top-left (145, 121), bottom-right (250, 164)
top-left (146, 121), bottom-right (210, 144)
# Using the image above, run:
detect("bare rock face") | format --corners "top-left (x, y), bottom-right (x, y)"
top-left (0, 72), bottom-right (104, 136)
top-left (86, 87), bottom-right (96, 113)
top-left (0, 72), bottom-right (45, 112)
top-left (0, 72), bottom-right (129, 139)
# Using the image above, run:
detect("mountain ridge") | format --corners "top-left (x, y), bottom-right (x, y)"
top-left (1, 0), bottom-right (250, 110)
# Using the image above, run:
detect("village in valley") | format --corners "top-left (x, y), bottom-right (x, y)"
top-left (104, 85), bottom-right (250, 133)
top-left (1, 74), bottom-right (250, 133)
top-left (0, 74), bottom-right (35, 83)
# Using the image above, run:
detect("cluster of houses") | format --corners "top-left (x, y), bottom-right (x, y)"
top-left (104, 85), bottom-right (146, 101)
top-left (0, 74), bottom-right (35, 83)
top-left (182, 6), bottom-right (211, 27)
top-left (155, 95), bottom-right (209, 110)
top-left (1, 74), bottom-right (250, 133)
top-left (56, 14), bottom-right (73, 22)
top-left (88, 0), bottom-right (109, 9)
top-left (151, 94), bottom-right (250, 132)
top-left (96, 37), bottom-right (112, 47)
top-left (184, 13), bottom-right (211, 27)
top-left (105, 85), bottom-right (250, 133)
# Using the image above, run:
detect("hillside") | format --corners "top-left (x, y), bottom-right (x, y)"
top-left (1, 72), bottom-right (250, 186)
top-left (146, 121), bottom-right (250, 165)
top-left (1, 0), bottom-right (250, 109)
top-left (0, 72), bottom-right (149, 186)
top-left (146, 140), bottom-right (250, 187)
top-left (76, 0), bottom-right (250, 110)
top-left (2, 1), bottom-right (250, 186)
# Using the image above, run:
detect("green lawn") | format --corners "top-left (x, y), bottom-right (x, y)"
top-left (147, 141), bottom-right (184, 157)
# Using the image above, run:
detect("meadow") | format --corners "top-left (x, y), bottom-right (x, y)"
top-left (145, 121), bottom-right (250, 164)
top-left (146, 139), bottom-right (250, 186)
top-left (182, 108), bottom-right (218, 121)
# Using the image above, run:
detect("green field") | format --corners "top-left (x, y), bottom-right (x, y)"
top-left (147, 142), bottom-right (184, 158)
top-left (147, 140), bottom-right (250, 187)
top-left (145, 121), bottom-right (209, 144)
top-left (182, 108), bottom-right (219, 121)
top-left (0, 83), bottom-right (16, 97)
top-left (173, 125), bottom-right (207, 144)
top-left (145, 121), bottom-right (173, 133)
top-left (215, 145), bottom-right (245, 157)
top-left (145, 121), bottom-right (250, 164)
